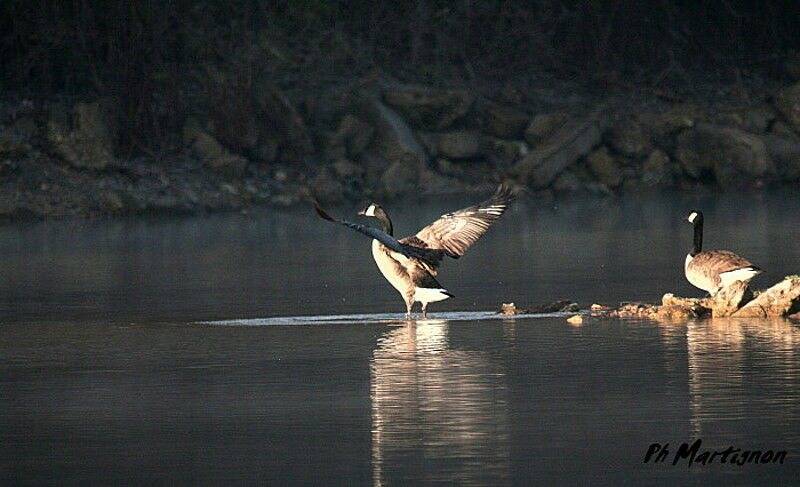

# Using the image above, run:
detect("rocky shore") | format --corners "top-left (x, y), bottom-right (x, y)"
top-left (499, 277), bottom-right (800, 324)
top-left (3, 72), bottom-right (800, 220)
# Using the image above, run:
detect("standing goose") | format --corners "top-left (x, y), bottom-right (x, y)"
top-left (684, 210), bottom-right (762, 294)
top-left (313, 185), bottom-right (515, 318)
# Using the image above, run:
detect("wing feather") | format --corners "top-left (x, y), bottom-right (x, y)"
top-left (408, 184), bottom-right (515, 257)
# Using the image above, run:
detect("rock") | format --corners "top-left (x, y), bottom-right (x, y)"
top-left (0, 132), bottom-right (32, 156)
top-left (715, 105), bottom-right (775, 133)
top-left (656, 305), bottom-right (703, 321)
top-left (511, 118), bottom-right (602, 188)
top-left (761, 133), bottom-right (800, 180)
top-left (309, 169), bottom-right (345, 203)
top-left (551, 170), bottom-right (582, 192)
top-left (485, 105), bottom-right (529, 139)
top-left (586, 146), bottom-right (622, 187)
top-left (497, 303), bottom-right (528, 315)
top-left (710, 280), bottom-right (753, 317)
top-left (182, 118), bottom-right (247, 177)
top-left (259, 89), bottom-right (314, 158)
top-left (524, 112), bottom-right (569, 145)
top-left (675, 123), bottom-right (774, 188)
top-left (332, 158), bottom-right (364, 179)
top-left (381, 160), bottom-right (418, 196)
top-left (606, 119), bottom-right (651, 156)
top-left (357, 97), bottom-right (427, 170)
top-left (333, 114), bottom-right (374, 158)
top-left (383, 87), bottom-right (473, 130)
top-left (47, 98), bottom-right (118, 169)
top-left (437, 131), bottom-right (481, 159)
top-left (529, 300), bottom-right (579, 313)
top-left (566, 315), bottom-right (584, 325)
top-left (649, 105), bottom-right (703, 140)
top-left (480, 136), bottom-right (524, 166)
top-left (418, 169), bottom-right (463, 194)
top-left (770, 120), bottom-right (799, 139)
top-left (641, 149), bottom-right (672, 186)
top-left (733, 278), bottom-right (800, 318)
top-left (661, 293), bottom-right (710, 308)
top-left (774, 83), bottom-right (800, 130)
top-left (435, 159), bottom-right (463, 178)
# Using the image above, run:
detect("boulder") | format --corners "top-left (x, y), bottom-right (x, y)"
top-left (524, 112), bottom-right (569, 145)
top-left (418, 169), bottom-right (464, 194)
top-left (641, 149), bottom-right (672, 186)
top-left (511, 117), bottom-right (602, 188)
top-left (331, 158), bottom-right (364, 179)
top-left (733, 278), bottom-right (800, 318)
top-left (381, 160), bottom-right (418, 196)
top-left (774, 83), bottom-right (800, 130)
top-left (481, 136), bottom-right (524, 166)
top-left (259, 89), bottom-right (314, 158)
top-left (383, 87), bottom-right (473, 130)
top-left (528, 300), bottom-right (580, 313)
top-left (675, 123), bottom-right (774, 188)
top-left (761, 133), bottom-right (800, 180)
top-left (47, 98), bottom-right (118, 169)
top-left (606, 119), bottom-right (651, 156)
top-left (182, 118), bottom-right (247, 177)
top-left (309, 169), bottom-right (345, 203)
top-left (497, 303), bottom-right (528, 315)
top-left (710, 280), bottom-right (753, 317)
top-left (586, 146), bottom-right (622, 187)
top-left (357, 97), bottom-right (427, 170)
top-left (485, 105), bottom-right (529, 139)
top-left (332, 114), bottom-right (374, 158)
top-left (437, 131), bottom-right (481, 159)
top-left (648, 105), bottom-right (703, 141)
top-left (715, 105), bottom-right (775, 133)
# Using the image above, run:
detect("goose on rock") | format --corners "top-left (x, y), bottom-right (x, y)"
top-left (684, 210), bottom-right (762, 295)
top-left (313, 185), bottom-right (515, 319)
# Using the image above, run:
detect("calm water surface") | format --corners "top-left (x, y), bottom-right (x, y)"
top-left (1, 191), bottom-right (800, 485)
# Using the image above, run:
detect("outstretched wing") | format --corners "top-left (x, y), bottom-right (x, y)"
top-left (407, 184), bottom-right (515, 258)
top-left (312, 200), bottom-right (446, 267)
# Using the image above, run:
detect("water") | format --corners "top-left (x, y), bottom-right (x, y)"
top-left (1, 191), bottom-right (800, 485)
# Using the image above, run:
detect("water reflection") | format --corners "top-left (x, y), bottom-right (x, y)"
top-left (370, 322), bottom-right (510, 486)
top-left (686, 318), bottom-right (800, 440)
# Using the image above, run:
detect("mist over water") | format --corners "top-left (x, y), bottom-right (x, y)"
top-left (2, 191), bottom-right (800, 484)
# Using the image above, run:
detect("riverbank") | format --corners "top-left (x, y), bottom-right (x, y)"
top-left (3, 71), bottom-right (800, 220)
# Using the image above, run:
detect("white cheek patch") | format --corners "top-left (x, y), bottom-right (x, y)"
top-left (364, 204), bottom-right (376, 217)
top-left (688, 212), bottom-right (698, 223)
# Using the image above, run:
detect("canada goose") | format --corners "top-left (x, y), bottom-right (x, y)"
top-left (684, 210), bottom-right (762, 294)
top-left (313, 185), bottom-right (515, 319)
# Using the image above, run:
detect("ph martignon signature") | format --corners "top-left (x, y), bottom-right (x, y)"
top-left (644, 439), bottom-right (786, 467)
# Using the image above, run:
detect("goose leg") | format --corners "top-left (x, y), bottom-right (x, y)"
top-left (404, 296), bottom-right (414, 320)
top-left (421, 302), bottom-right (428, 319)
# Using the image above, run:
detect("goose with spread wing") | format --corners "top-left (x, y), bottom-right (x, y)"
top-left (313, 185), bottom-right (515, 319)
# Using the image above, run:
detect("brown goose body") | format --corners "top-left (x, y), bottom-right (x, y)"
top-left (684, 211), bottom-right (762, 294)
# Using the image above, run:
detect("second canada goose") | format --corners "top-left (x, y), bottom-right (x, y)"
top-left (684, 210), bottom-right (762, 294)
top-left (313, 185), bottom-right (515, 319)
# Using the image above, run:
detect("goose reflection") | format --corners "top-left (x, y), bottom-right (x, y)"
top-left (370, 321), bottom-right (510, 486)
top-left (686, 318), bottom-right (800, 439)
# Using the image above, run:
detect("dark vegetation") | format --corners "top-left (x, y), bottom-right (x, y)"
top-left (2, 1), bottom-right (800, 218)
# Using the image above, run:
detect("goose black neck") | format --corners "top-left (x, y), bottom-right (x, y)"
top-left (691, 218), bottom-right (703, 256)
top-left (375, 208), bottom-right (393, 236)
